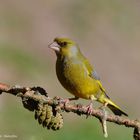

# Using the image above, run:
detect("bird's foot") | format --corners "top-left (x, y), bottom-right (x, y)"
top-left (58, 97), bottom-right (79, 106)
top-left (85, 102), bottom-right (93, 118)
top-left (98, 102), bottom-right (108, 110)
top-left (59, 98), bottom-right (70, 106)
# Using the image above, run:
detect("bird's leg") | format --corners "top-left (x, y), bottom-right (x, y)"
top-left (66, 96), bottom-right (79, 105)
top-left (59, 96), bottom-right (79, 106)
top-left (85, 100), bottom-right (93, 118)
top-left (98, 102), bottom-right (108, 110)
top-left (98, 103), bottom-right (108, 110)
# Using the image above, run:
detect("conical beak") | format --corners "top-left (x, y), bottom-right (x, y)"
top-left (48, 41), bottom-right (60, 52)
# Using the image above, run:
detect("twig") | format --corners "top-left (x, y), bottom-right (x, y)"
top-left (0, 82), bottom-right (140, 139)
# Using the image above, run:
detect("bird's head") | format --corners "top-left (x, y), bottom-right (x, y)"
top-left (48, 37), bottom-right (79, 57)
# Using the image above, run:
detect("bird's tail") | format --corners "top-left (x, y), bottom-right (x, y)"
top-left (104, 98), bottom-right (128, 116)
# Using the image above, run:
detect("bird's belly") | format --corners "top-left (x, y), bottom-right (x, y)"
top-left (70, 79), bottom-right (99, 99)
top-left (57, 71), bottom-right (99, 99)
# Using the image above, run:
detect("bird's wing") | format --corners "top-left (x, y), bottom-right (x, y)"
top-left (96, 81), bottom-right (110, 99)
top-left (90, 69), bottom-right (100, 80)
top-left (81, 57), bottom-right (100, 80)
top-left (82, 57), bottom-right (110, 99)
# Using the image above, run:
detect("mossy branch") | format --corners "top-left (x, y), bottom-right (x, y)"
top-left (0, 82), bottom-right (140, 139)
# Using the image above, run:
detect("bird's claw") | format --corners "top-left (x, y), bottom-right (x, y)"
top-left (85, 102), bottom-right (93, 118)
top-left (58, 98), bottom-right (70, 106)
top-left (58, 97), bottom-right (79, 106)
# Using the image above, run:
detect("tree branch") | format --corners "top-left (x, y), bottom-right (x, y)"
top-left (0, 82), bottom-right (140, 139)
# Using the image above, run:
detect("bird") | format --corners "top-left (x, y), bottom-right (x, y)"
top-left (48, 37), bottom-right (128, 116)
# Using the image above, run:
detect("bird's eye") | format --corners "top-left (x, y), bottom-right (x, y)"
top-left (61, 42), bottom-right (67, 46)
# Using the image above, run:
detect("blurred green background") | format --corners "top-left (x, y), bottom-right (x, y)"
top-left (0, 0), bottom-right (140, 139)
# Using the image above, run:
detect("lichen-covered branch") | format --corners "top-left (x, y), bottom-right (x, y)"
top-left (0, 82), bottom-right (140, 140)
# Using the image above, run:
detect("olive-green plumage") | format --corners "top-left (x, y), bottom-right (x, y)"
top-left (49, 37), bottom-right (128, 116)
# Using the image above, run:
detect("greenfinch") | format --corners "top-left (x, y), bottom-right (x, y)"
top-left (49, 37), bottom-right (128, 116)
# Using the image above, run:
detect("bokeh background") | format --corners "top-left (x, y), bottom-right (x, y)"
top-left (0, 0), bottom-right (140, 140)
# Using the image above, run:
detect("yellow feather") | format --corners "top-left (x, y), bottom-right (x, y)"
top-left (49, 37), bottom-right (128, 116)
